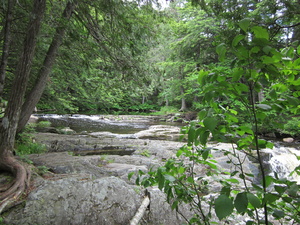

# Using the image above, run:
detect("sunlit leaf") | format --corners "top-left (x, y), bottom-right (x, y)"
top-left (251, 26), bottom-right (269, 40)
top-left (198, 70), bottom-right (209, 85)
top-left (232, 68), bottom-right (243, 82)
top-left (164, 174), bottom-right (176, 182)
top-left (128, 171), bottom-right (135, 180)
top-left (216, 43), bottom-right (226, 61)
top-left (239, 18), bottom-right (251, 32)
top-left (232, 34), bottom-right (245, 47)
top-left (226, 178), bottom-right (239, 183)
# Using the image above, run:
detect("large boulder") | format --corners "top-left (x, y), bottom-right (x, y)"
top-left (4, 176), bottom-right (140, 225)
top-left (4, 175), bottom-right (191, 225)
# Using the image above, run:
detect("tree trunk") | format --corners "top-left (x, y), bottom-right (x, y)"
top-left (179, 85), bottom-right (187, 111)
top-left (0, 0), bottom-right (46, 213)
top-left (17, 1), bottom-right (76, 133)
top-left (0, 0), bottom-right (15, 96)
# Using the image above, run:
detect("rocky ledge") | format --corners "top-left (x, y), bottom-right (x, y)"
top-left (2, 118), bottom-right (299, 225)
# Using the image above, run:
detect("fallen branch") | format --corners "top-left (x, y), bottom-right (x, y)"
top-left (130, 190), bottom-right (150, 225)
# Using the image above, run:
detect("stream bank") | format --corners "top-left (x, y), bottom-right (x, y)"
top-left (2, 114), bottom-right (300, 224)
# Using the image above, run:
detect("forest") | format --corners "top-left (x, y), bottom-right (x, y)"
top-left (0, 0), bottom-right (299, 224)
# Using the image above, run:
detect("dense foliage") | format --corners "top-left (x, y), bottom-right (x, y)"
top-left (133, 18), bottom-right (300, 224)
top-left (0, 0), bottom-right (299, 222)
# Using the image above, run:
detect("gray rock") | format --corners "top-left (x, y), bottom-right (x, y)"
top-left (4, 177), bottom-right (140, 225)
top-left (4, 176), bottom-right (191, 225)
top-left (134, 125), bottom-right (182, 141)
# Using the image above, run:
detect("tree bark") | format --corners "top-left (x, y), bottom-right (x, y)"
top-left (179, 85), bottom-right (187, 111)
top-left (0, 0), bottom-right (46, 213)
top-left (0, 0), bottom-right (15, 96)
top-left (17, 1), bottom-right (76, 133)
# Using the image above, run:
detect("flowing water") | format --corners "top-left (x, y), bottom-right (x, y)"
top-left (35, 114), bottom-right (300, 183)
top-left (35, 114), bottom-right (181, 134)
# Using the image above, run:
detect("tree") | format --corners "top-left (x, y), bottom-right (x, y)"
top-left (0, 0), bottom-right (15, 96)
top-left (0, 0), bottom-right (46, 213)
top-left (0, 0), bottom-right (161, 212)
top-left (17, 1), bottom-right (76, 133)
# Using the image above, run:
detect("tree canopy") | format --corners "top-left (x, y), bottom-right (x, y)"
top-left (0, 0), bottom-right (299, 220)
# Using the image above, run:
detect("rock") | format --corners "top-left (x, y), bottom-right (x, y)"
top-left (134, 125), bottom-right (181, 141)
top-left (27, 115), bottom-right (39, 124)
top-left (283, 137), bottom-right (294, 143)
top-left (59, 127), bottom-right (76, 134)
top-left (4, 176), bottom-right (192, 225)
top-left (4, 177), bottom-right (141, 225)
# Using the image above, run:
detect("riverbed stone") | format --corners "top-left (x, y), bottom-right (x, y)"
top-left (134, 125), bottom-right (182, 141)
top-left (3, 115), bottom-right (299, 225)
top-left (4, 177), bottom-right (140, 225)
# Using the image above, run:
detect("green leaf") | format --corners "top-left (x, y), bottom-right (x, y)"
top-left (198, 70), bottom-right (209, 85)
top-left (287, 96), bottom-right (299, 106)
top-left (297, 45), bottom-right (300, 55)
top-left (273, 209), bottom-right (284, 219)
top-left (215, 194), bottom-right (234, 220)
top-left (216, 43), bottom-right (226, 61)
top-left (128, 171), bottom-right (135, 180)
top-left (232, 68), bottom-right (244, 82)
top-left (264, 193), bottom-right (279, 204)
top-left (235, 83), bottom-right (249, 93)
top-left (234, 192), bottom-right (248, 213)
top-left (221, 186), bottom-right (231, 196)
top-left (239, 18), bottom-right (251, 32)
top-left (188, 126), bottom-right (196, 145)
top-left (202, 148), bottom-right (210, 160)
top-left (274, 185), bottom-right (286, 195)
top-left (265, 175), bottom-right (273, 187)
top-left (287, 183), bottom-right (299, 197)
top-left (164, 174), bottom-right (176, 182)
top-left (171, 200), bottom-right (179, 210)
top-left (157, 168), bottom-right (165, 190)
top-left (247, 193), bottom-right (261, 208)
top-left (178, 166), bottom-right (185, 174)
top-left (198, 110), bottom-right (207, 121)
top-left (251, 26), bottom-right (269, 40)
top-left (261, 56), bottom-right (275, 64)
top-left (269, 89), bottom-right (277, 99)
top-left (226, 178), bottom-right (240, 184)
top-left (203, 117), bottom-right (218, 132)
top-left (232, 34), bottom-right (245, 47)
top-left (200, 130), bottom-right (210, 146)
top-left (250, 46), bottom-right (260, 54)
top-left (239, 126), bottom-right (253, 135)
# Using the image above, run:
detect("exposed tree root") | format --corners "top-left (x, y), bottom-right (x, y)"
top-left (0, 155), bottom-right (31, 214)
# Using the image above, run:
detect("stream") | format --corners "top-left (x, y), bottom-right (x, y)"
top-left (36, 114), bottom-right (182, 134)
top-left (34, 114), bottom-right (300, 184)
